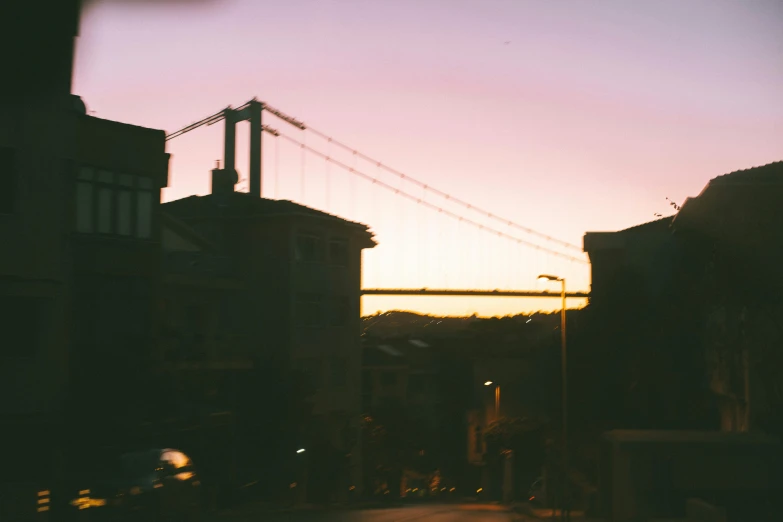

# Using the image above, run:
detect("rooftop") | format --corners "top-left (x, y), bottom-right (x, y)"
top-left (617, 215), bottom-right (674, 234)
top-left (705, 160), bottom-right (783, 188)
top-left (583, 216), bottom-right (674, 253)
top-left (673, 160), bottom-right (783, 230)
top-left (163, 192), bottom-right (373, 233)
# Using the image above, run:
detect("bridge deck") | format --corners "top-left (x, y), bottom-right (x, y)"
top-left (361, 288), bottom-right (590, 298)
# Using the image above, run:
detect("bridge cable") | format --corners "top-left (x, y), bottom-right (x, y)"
top-left (278, 131), bottom-right (588, 265)
top-left (304, 126), bottom-right (583, 252)
top-left (300, 133), bottom-right (306, 202)
top-left (166, 104), bottom-right (582, 254)
top-left (325, 138), bottom-right (331, 210)
top-left (274, 135), bottom-right (280, 199)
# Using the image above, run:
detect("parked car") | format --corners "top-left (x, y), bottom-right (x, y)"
top-left (64, 448), bottom-right (202, 522)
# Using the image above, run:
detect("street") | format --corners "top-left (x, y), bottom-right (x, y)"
top-left (213, 503), bottom-right (523, 522)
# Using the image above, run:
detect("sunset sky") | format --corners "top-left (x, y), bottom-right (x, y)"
top-left (73, 0), bottom-right (783, 317)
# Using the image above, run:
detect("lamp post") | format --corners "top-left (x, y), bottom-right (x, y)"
top-left (484, 381), bottom-right (500, 420)
top-left (538, 274), bottom-right (568, 521)
top-left (296, 448), bottom-right (308, 505)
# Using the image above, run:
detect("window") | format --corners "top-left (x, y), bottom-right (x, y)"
top-left (329, 238), bottom-right (349, 266)
top-left (0, 146), bottom-right (18, 214)
top-left (331, 357), bottom-right (347, 388)
top-left (330, 296), bottom-right (350, 327)
top-left (296, 293), bottom-right (322, 327)
top-left (295, 233), bottom-right (323, 263)
top-left (74, 165), bottom-right (155, 239)
top-left (0, 295), bottom-right (44, 358)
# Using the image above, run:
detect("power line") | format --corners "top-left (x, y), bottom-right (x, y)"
top-left (277, 131), bottom-right (588, 265)
top-left (305, 126), bottom-right (583, 252)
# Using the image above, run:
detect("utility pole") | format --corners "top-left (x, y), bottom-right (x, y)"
top-left (537, 274), bottom-right (568, 521)
top-left (560, 280), bottom-right (569, 522)
top-left (495, 384), bottom-right (501, 420)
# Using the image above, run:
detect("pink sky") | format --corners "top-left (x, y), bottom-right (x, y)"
top-left (73, 0), bottom-right (783, 317)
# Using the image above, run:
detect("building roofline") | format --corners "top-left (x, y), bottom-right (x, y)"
top-left (163, 194), bottom-right (372, 229)
top-left (672, 161), bottom-right (782, 230)
top-left (163, 193), bottom-right (377, 247)
top-left (583, 216), bottom-right (673, 253)
top-left (706, 160), bottom-right (783, 187)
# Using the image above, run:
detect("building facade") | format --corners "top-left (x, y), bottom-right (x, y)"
top-left (0, 97), bottom-right (169, 520)
top-left (582, 160), bottom-right (783, 437)
top-left (583, 216), bottom-right (677, 309)
top-left (671, 161), bottom-right (783, 436)
top-left (163, 170), bottom-right (375, 499)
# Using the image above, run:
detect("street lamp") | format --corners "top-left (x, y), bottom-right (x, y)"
top-left (295, 448), bottom-right (308, 505)
top-left (484, 380), bottom-right (500, 420)
top-left (538, 274), bottom-right (569, 520)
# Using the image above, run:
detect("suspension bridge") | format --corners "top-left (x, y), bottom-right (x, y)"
top-left (165, 98), bottom-right (591, 307)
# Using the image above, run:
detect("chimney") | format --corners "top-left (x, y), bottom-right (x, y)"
top-left (211, 167), bottom-right (238, 195)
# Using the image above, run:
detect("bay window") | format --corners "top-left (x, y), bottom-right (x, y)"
top-left (75, 166), bottom-right (156, 239)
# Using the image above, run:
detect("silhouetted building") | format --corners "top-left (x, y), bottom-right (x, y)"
top-left (361, 332), bottom-right (548, 499)
top-left (1, 2), bottom-right (176, 517)
top-left (362, 341), bottom-right (410, 413)
top-left (598, 430), bottom-right (783, 522)
top-left (0, 99), bottom-right (169, 518)
top-left (671, 160), bottom-right (783, 435)
top-left (163, 171), bottom-right (376, 498)
top-left (583, 216), bottom-right (676, 308)
top-left (67, 114), bottom-right (170, 425)
top-left (581, 160), bottom-right (783, 438)
top-left (361, 337), bottom-right (465, 498)
top-left (581, 212), bottom-right (712, 435)
top-left (159, 212), bottom-right (251, 372)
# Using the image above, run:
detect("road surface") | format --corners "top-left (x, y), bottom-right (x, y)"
top-left (214, 503), bottom-right (523, 521)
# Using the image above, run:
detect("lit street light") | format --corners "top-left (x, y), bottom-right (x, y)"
top-left (484, 380), bottom-right (500, 420)
top-left (538, 274), bottom-right (569, 521)
top-left (296, 448), bottom-right (308, 505)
